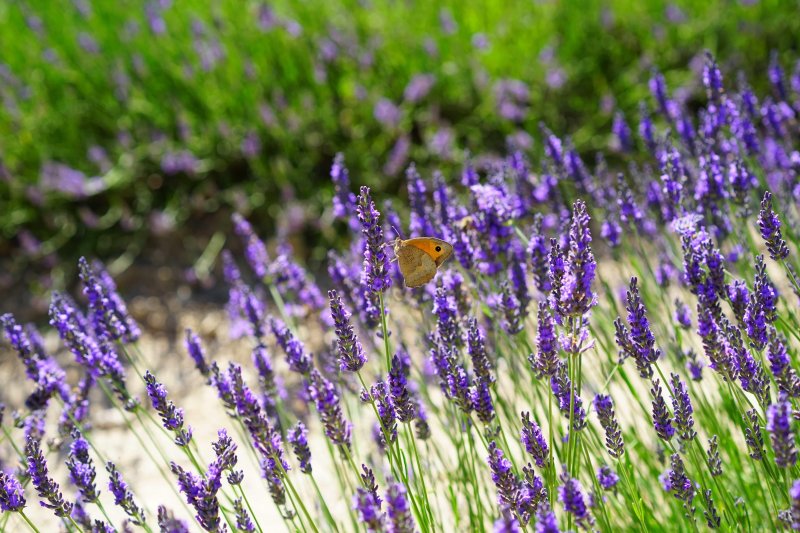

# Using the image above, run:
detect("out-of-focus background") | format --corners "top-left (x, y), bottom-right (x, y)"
top-left (1, 0), bottom-right (798, 317)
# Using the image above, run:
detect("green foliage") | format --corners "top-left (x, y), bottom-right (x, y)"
top-left (0, 0), bottom-right (798, 264)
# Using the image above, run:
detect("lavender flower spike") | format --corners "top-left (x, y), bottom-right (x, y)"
top-left (288, 421), bottom-right (312, 474)
top-left (559, 470), bottom-right (594, 530)
top-left (354, 486), bottom-right (386, 532)
top-left (650, 379), bottom-right (675, 441)
top-left (594, 394), bottom-right (625, 458)
top-left (67, 436), bottom-right (99, 502)
top-left (670, 373), bottom-right (696, 443)
top-left (185, 328), bottom-right (210, 377)
top-left (329, 289), bottom-right (367, 372)
top-left (0, 471), bottom-right (26, 512)
top-left (144, 370), bottom-right (193, 447)
top-left (25, 436), bottom-right (73, 517)
top-left (758, 191), bottom-right (790, 261)
top-left (270, 317), bottom-right (313, 375)
top-left (385, 480), bottom-right (416, 533)
top-left (559, 200), bottom-right (597, 318)
top-left (521, 411), bottom-right (549, 468)
top-left (767, 393), bottom-right (797, 468)
top-left (356, 186), bottom-right (392, 294)
top-left (232, 212), bottom-right (270, 278)
top-left (106, 462), bottom-right (146, 525)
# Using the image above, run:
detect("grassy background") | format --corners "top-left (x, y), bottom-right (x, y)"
top-left (1, 0), bottom-right (798, 287)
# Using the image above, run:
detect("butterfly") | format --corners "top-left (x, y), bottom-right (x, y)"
top-left (392, 237), bottom-right (454, 288)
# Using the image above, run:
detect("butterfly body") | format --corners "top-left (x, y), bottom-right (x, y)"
top-left (393, 237), bottom-right (453, 288)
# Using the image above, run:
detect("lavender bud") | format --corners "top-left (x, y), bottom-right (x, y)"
top-left (593, 394), bottom-right (625, 458)
top-left (520, 411), bottom-right (549, 468)
top-left (758, 191), bottom-right (790, 261)
top-left (650, 379), bottom-right (674, 441)
top-left (767, 393), bottom-right (797, 468)
top-left (106, 462), bottom-right (145, 525)
top-left (288, 421), bottom-right (312, 474)
top-left (26, 436), bottom-right (73, 517)
top-left (329, 289), bottom-right (366, 372)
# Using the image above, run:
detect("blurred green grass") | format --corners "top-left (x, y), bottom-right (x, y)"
top-left (0, 0), bottom-right (798, 281)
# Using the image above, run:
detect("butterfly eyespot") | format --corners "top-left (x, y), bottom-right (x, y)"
top-left (435, 246), bottom-right (441, 252)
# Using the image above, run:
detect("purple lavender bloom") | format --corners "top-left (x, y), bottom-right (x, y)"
top-left (594, 394), bottom-right (624, 458)
top-left (232, 213), bottom-right (270, 279)
top-left (768, 51), bottom-right (787, 101)
top-left (619, 277), bottom-right (660, 378)
top-left (612, 111), bottom-right (632, 152)
top-left (404, 73), bottom-right (435, 103)
top-left (487, 441), bottom-right (524, 513)
top-left (472, 378), bottom-right (496, 425)
top-left (374, 98), bottom-right (401, 128)
top-left (66, 436), bottom-right (98, 502)
top-left (601, 218), bottom-right (621, 247)
top-left (702, 51), bottom-right (724, 102)
top-left (535, 504), bottom-right (561, 532)
top-left (768, 333), bottom-right (792, 382)
top-left (494, 509), bottom-right (522, 533)
top-left (638, 102), bottom-right (656, 153)
top-left (500, 281), bottom-right (524, 335)
top-left (357, 186), bottom-right (392, 295)
top-left (559, 471), bottom-right (594, 530)
top-left (767, 393), bottom-right (797, 468)
top-left (233, 499), bottom-right (255, 532)
top-left (467, 317), bottom-right (494, 384)
top-left (144, 370), bottom-right (192, 446)
top-left (528, 214), bottom-right (552, 293)
top-left (270, 317), bottom-right (313, 375)
top-left (227, 365), bottom-right (289, 502)
top-left (650, 379), bottom-right (674, 441)
top-left (470, 181), bottom-right (517, 274)
top-left (670, 373), bottom-right (696, 442)
top-left (674, 299), bottom-right (692, 329)
top-left (433, 286), bottom-right (460, 348)
top-left (171, 457), bottom-right (224, 532)
top-left (0, 471), bottom-right (26, 512)
top-left (509, 245), bottom-right (531, 316)
top-left (597, 465), bottom-right (619, 491)
top-left (758, 191), bottom-right (790, 260)
top-left (727, 280), bottom-right (750, 324)
top-left (106, 462), bottom-right (145, 525)
top-left (550, 363), bottom-right (587, 431)
top-left (288, 421), bottom-right (312, 474)
top-left (78, 257), bottom-right (140, 343)
top-left (355, 486), bottom-right (386, 532)
top-left (26, 436), bottom-right (72, 517)
top-left (706, 436), bottom-right (722, 477)
top-left (385, 481), bottom-right (416, 533)
top-left (531, 302), bottom-right (559, 378)
top-left (649, 69), bottom-right (672, 119)
top-left (389, 354), bottom-right (416, 423)
top-left (308, 369), bottom-right (352, 451)
top-left (331, 153), bottom-right (357, 221)
top-left (212, 429), bottom-right (241, 483)
top-left (185, 328), bottom-right (210, 377)
top-left (557, 200), bottom-right (596, 318)
top-left (745, 257), bottom-right (777, 350)
top-left (745, 409), bottom-right (765, 460)
top-left (785, 479), bottom-right (800, 530)
top-left (251, 345), bottom-right (278, 420)
top-left (329, 289), bottom-right (366, 372)
top-left (521, 411), bottom-right (549, 468)
top-left (1, 314), bottom-right (68, 404)
top-left (668, 454), bottom-right (695, 514)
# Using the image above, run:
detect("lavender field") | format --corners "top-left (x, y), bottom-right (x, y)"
top-left (3, 2), bottom-right (800, 533)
